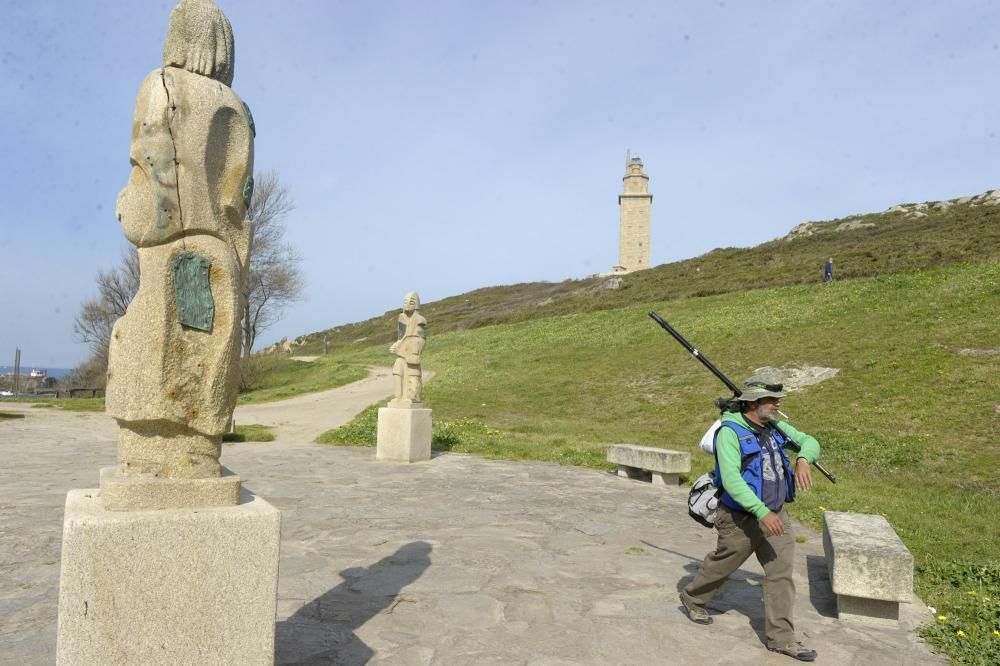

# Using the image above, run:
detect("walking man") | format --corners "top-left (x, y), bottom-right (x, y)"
top-left (823, 257), bottom-right (833, 283)
top-left (680, 375), bottom-right (821, 662)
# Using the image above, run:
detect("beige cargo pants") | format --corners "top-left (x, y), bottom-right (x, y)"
top-left (680, 504), bottom-right (796, 648)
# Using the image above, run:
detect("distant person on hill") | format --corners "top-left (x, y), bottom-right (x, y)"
top-left (679, 375), bottom-right (822, 662)
top-left (823, 257), bottom-right (833, 283)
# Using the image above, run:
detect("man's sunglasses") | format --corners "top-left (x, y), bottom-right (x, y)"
top-left (745, 382), bottom-right (783, 392)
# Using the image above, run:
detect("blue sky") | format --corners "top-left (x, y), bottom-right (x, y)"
top-left (2, 1), bottom-right (997, 368)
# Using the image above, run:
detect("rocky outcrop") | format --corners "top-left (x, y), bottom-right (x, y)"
top-left (753, 366), bottom-right (839, 391)
top-left (884, 190), bottom-right (1000, 219)
top-left (783, 189), bottom-right (998, 240)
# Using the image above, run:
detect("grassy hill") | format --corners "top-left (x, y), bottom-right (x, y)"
top-left (310, 261), bottom-right (999, 663)
top-left (290, 191), bottom-right (999, 356)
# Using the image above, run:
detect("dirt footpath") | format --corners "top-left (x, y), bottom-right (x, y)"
top-left (234, 366), bottom-right (395, 443)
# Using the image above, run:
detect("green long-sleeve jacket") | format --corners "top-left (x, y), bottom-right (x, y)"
top-left (716, 412), bottom-right (821, 519)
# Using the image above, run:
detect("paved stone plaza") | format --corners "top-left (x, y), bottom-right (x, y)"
top-left (1, 398), bottom-right (942, 665)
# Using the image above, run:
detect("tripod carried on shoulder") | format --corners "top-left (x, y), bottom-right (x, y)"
top-left (648, 311), bottom-right (838, 484)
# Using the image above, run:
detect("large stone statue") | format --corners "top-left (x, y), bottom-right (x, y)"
top-left (105, 0), bottom-right (254, 485)
top-left (388, 291), bottom-right (427, 407)
top-left (58, 4), bottom-right (280, 663)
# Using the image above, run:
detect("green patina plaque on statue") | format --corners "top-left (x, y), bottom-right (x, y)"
top-left (243, 175), bottom-right (254, 209)
top-left (173, 252), bottom-right (214, 331)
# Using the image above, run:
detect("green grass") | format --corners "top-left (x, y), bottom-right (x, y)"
top-left (317, 261), bottom-right (1000, 663)
top-left (0, 411), bottom-right (25, 420)
top-left (237, 355), bottom-right (369, 404)
top-left (222, 424), bottom-right (275, 443)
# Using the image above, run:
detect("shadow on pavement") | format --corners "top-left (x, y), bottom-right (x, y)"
top-left (639, 540), bottom-right (703, 562)
top-left (275, 541), bottom-right (433, 665)
top-left (806, 554), bottom-right (837, 618)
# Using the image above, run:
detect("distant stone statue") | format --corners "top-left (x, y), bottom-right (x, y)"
top-left (106, 0), bottom-right (255, 481)
top-left (389, 292), bottom-right (427, 406)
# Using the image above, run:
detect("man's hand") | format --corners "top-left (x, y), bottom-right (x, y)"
top-left (794, 457), bottom-right (813, 492)
top-left (761, 512), bottom-right (785, 536)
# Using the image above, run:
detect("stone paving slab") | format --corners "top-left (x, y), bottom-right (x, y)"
top-left (0, 405), bottom-right (943, 665)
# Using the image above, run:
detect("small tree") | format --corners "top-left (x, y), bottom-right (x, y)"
top-left (241, 170), bottom-right (304, 358)
top-left (72, 246), bottom-right (140, 384)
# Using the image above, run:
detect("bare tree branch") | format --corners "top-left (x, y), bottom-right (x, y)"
top-left (71, 245), bottom-right (140, 385)
top-left (242, 170), bottom-right (304, 357)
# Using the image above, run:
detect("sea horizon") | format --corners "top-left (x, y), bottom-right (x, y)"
top-left (0, 366), bottom-right (73, 380)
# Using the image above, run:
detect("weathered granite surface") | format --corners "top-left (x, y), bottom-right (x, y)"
top-left (823, 511), bottom-right (913, 603)
top-left (388, 292), bottom-right (427, 408)
top-left (823, 511), bottom-right (914, 624)
top-left (376, 407), bottom-right (432, 463)
top-left (98, 465), bottom-right (241, 511)
top-left (106, 0), bottom-right (254, 484)
top-left (607, 444), bottom-right (691, 474)
top-left (56, 488), bottom-right (280, 665)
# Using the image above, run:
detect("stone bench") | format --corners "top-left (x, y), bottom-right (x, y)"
top-left (606, 444), bottom-right (690, 486)
top-left (823, 511), bottom-right (913, 624)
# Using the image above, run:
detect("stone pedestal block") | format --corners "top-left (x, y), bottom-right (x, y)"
top-left (376, 407), bottom-right (432, 463)
top-left (56, 488), bottom-right (280, 665)
top-left (100, 465), bottom-right (241, 511)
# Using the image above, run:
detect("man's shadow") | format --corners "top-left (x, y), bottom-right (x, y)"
top-left (676, 562), bottom-right (767, 644)
top-left (275, 541), bottom-right (432, 665)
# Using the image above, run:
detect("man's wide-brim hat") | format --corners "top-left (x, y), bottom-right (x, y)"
top-left (738, 374), bottom-right (787, 402)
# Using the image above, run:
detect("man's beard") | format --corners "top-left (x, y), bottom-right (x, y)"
top-left (754, 405), bottom-right (778, 423)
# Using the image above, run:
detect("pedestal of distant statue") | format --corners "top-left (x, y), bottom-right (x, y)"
top-left (377, 401), bottom-right (433, 463)
top-left (56, 2), bottom-right (279, 664)
top-left (376, 292), bottom-right (432, 463)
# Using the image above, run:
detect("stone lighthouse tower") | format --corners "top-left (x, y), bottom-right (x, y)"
top-left (614, 150), bottom-right (652, 273)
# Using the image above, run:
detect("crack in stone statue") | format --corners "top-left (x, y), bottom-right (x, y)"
top-left (105, 0), bottom-right (254, 486)
top-left (388, 292), bottom-right (427, 407)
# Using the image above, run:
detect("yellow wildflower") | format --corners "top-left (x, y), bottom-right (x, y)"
top-left (967, 591), bottom-right (977, 596)
top-left (937, 615), bottom-right (947, 622)
top-left (956, 630), bottom-right (965, 637)
top-left (819, 506), bottom-right (826, 512)
top-left (993, 629), bottom-right (1000, 637)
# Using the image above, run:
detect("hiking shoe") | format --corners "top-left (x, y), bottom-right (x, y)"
top-left (769, 642), bottom-right (817, 661)
top-left (678, 594), bottom-right (712, 625)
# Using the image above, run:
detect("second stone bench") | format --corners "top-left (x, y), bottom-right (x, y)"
top-left (607, 444), bottom-right (691, 486)
top-left (823, 511), bottom-right (914, 624)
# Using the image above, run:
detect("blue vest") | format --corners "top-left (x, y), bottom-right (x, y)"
top-left (714, 420), bottom-right (796, 513)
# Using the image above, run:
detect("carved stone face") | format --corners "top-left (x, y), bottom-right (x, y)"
top-left (403, 292), bottom-right (420, 313)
